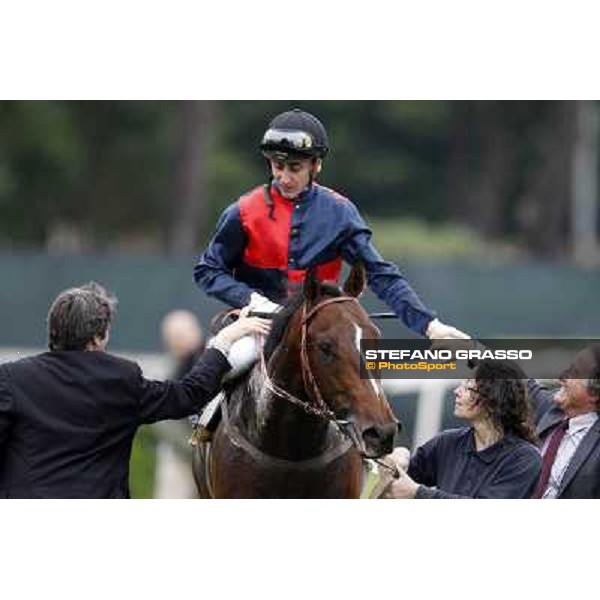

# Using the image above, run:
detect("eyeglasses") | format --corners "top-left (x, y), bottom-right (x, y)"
top-left (261, 128), bottom-right (314, 151)
top-left (458, 380), bottom-right (480, 395)
top-left (457, 380), bottom-right (490, 407)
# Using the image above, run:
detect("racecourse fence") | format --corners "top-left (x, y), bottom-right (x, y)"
top-left (1, 253), bottom-right (599, 353)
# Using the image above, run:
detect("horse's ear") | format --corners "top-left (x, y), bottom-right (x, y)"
top-left (343, 261), bottom-right (366, 297)
top-left (303, 268), bottom-right (321, 303)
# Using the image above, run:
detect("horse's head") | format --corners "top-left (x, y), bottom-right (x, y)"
top-left (274, 262), bottom-right (399, 458)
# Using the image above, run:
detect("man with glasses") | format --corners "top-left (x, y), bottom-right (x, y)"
top-left (528, 345), bottom-right (600, 499)
top-left (194, 108), bottom-right (470, 376)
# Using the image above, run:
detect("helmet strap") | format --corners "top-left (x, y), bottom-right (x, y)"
top-left (262, 176), bottom-right (276, 220)
top-left (308, 158), bottom-right (321, 186)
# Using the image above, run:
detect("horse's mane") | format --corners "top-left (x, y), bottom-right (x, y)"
top-left (262, 283), bottom-right (344, 361)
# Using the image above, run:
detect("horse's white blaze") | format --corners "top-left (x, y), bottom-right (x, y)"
top-left (354, 323), bottom-right (380, 395)
top-left (353, 323), bottom-right (362, 356)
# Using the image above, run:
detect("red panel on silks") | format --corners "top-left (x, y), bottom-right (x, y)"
top-left (286, 259), bottom-right (343, 297)
top-left (239, 186), bottom-right (293, 269)
top-left (239, 185), bottom-right (343, 297)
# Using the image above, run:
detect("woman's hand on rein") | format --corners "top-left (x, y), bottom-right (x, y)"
top-left (378, 447), bottom-right (419, 499)
top-left (381, 469), bottom-right (420, 499)
top-left (387, 446), bottom-right (411, 472)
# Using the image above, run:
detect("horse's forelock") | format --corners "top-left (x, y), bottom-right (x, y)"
top-left (262, 283), bottom-right (344, 360)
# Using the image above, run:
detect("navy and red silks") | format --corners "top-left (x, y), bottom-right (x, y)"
top-left (194, 182), bottom-right (435, 335)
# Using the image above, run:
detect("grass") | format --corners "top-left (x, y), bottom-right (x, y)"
top-left (129, 425), bottom-right (158, 498)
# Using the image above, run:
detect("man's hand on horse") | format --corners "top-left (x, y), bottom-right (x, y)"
top-left (213, 310), bottom-right (272, 350)
top-left (426, 318), bottom-right (471, 341)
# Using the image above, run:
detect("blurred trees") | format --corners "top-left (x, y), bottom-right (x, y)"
top-left (167, 101), bottom-right (216, 255)
top-left (0, 100), bottom-right (597, 260)
top-left (446, 101), bottom-right (577, 258)
top-left (0, 101), bottom-right (176, 250)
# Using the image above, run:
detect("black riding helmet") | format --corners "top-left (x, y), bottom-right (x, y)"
top-left (260, 108), bottom-right (329, 161)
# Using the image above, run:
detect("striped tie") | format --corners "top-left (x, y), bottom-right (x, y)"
top-left (532, 420), bottom-right (569, 499)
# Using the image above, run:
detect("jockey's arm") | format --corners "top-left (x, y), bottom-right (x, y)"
top-left (340, 202), bottom-right (469, 339)
top-left (194, 203), bottom-right (254, 308)
top-left (338, 208), bottom-right (432, 336)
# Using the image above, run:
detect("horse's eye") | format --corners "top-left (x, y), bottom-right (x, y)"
top-left (318, 340), bottom-right (334, 355)
top-left (336, 407), bottom-right (351, 421)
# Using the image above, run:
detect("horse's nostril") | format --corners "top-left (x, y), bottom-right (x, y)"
top-left (363, 424), bottom-right (398, 440)
top-left (362, 427), bottom-right (381, 444)
top-left (363, 424), bottom-right (398, 456)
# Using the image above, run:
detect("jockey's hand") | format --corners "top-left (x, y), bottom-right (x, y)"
top-left (248, 292), bottom-right (282, 315)
top-left (426, 318), bottom-right (471, 340)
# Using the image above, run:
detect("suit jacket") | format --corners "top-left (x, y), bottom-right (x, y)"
top-left (528, 379), bottom-right (600, 499)
top-left (0, 347), bottom-right (230, 498)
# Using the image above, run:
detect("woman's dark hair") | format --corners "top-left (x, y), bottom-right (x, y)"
top-left (47, 282), bottom-right (117, 351)
top-left (473, 360), bottom-right (536, 443)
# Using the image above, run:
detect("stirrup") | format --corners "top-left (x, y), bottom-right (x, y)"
top-left (189, 426), bottom-right (213, 446)
top-left (189, 392), bottom-right (225, 446)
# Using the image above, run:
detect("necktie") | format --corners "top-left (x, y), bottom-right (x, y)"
top-left (532, 420), bottom-right (569, 499)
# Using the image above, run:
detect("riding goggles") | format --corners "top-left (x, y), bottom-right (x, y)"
top-left (261, 128), bottom-right (315, 153)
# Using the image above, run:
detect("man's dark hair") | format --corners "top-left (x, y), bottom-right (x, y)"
top-left (474, 360), bottom-right (536, 443)
top-left (47, 282), bottom-right (117, 351)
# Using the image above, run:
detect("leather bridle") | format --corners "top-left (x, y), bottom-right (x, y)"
top-left (261, 296), bottom-right (358, 424)
top-left (258, 295), bottom-right (399, 473)
top-left (261, 296), bottom-right (384, 458)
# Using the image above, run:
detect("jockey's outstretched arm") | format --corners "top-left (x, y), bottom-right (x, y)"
top-left (339, 203), bottom-right (470, 340)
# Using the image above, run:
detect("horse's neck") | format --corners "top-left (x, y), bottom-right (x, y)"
top-left (239, 352), bottom-right (333, 461)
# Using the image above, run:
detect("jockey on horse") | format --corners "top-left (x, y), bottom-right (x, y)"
top-left (193, 108), bottom-right (471, 438)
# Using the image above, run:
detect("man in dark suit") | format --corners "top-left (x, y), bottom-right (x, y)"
top-left (529, 345), bottom-right (600, 499)
top-left (0, 282), bottom-right (270, 498)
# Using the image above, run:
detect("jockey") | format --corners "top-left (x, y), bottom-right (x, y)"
top-left (194, 108), bottom-right (470, 376)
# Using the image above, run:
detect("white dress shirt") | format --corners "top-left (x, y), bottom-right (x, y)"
top-left (542, 412), bottom-right (598, 499)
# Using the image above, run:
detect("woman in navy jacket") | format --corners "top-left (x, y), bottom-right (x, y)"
top-left (383, 360), bottom-right (541, 499)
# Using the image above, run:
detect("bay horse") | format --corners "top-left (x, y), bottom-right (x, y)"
top-left (192, 263), bottom-right (399, 498)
